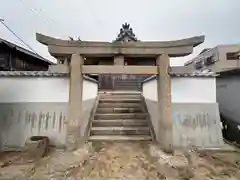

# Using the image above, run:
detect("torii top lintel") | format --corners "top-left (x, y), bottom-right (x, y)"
top-left (36, 23), bottom-right (205, 57)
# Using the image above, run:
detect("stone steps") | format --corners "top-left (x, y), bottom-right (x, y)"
top-left (99, 91), bottom-right (142, 95)
top-left (113, 83), bottom-right (139, 86)
top-left (114, 86), bottom-right (140, 91)
top-left (92, 119), bottom-right (148, 127)
top-left (96, 107), bottom-right (144, 113)
top-left (88, 135), bottom-right (152, 141)
top-left (91, 127), bottom-right (150, 135)
top-left (114, 83), bottom-right (139, 86)
top-left (114, 80), bottom-right (139, 84)
top-left (94, 113), bottom-right (148, 120)
top-left (98, 103), bottom-right (143, 108)
top-left (89, 91), bottom-right (152, 141)
top-left (99, 95), bottom-right (142, 99)
top-left (99, 99), bottom-right (142, 103)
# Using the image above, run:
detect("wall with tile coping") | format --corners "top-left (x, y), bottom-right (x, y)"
top-left (143, 77), bottom-right (216, 103)
top-left (142, 76), bottom-right (224, 148)
top-left (0, 77), bottom-right (98, 151)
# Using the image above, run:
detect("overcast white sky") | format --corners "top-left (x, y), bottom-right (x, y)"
top-left (1, 0), bottom-right (240, 65)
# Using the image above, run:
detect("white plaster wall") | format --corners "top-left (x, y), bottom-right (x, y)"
top-left (143, 77), bottom-right (216, 103)
top-left (0, 77), bottom-right (98, 102)
top-left (82, 79), bottom-right (98, 101)
top-left (143, 79), bottom-right (158, 101)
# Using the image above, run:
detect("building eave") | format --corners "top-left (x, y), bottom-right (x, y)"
top-left (218, 68), bottom-right (240, 76)
top-left (0, 37), bottom-right (53, 65)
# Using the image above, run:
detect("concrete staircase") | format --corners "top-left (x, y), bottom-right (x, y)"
top-left (88, 91), bottom-right (152, 141)
top-left (114, 79), bottom-right (140, 91)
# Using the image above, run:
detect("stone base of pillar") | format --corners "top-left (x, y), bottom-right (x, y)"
top-left (160, 129), bottom-right (173, 154)
top-left (66, 126), bottom-right (84, 151)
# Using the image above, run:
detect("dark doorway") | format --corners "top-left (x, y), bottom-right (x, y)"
top-left (99, 74), bottom-right (114, 90)
top-left (98, 74), bottom-right (149, 91)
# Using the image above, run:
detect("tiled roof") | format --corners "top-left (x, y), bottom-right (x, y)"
top-left (169, 71), bottom-right (218, 77)
top-left (199, 48), bottom-right (211, 55)
top-left (143, 72), bottom-right (218, 83)
top-left (0, 71), bottom-right (98, 83)
top-left (0, 37), bottom-right (53, 64)
top-left (0, 71), bottom-right (68, 77)
top-left (0, 70), bottom-right (217, 85)
top-left (170, 66), bottom-right (217, 76)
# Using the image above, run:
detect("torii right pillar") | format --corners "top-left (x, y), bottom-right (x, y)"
top-left (156, 54), bottom-right (173, 153)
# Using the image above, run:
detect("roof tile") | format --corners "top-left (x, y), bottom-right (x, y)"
top-left (0, 71), bottom-right (68, 77)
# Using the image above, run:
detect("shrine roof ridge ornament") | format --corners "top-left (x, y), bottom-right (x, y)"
top-left (115, 23), bottom-right (138, 42)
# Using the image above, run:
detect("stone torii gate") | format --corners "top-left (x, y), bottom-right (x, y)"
top-left (36, 23), bottom-right (204, 151)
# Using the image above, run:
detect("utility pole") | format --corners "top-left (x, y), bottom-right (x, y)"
top-left (0, 18), bottom-right (38, 55)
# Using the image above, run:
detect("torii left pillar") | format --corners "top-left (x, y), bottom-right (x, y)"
top-left (156, 54), bottom-right (173, 153)
top-left (67, 53), bottom-right (84, 150)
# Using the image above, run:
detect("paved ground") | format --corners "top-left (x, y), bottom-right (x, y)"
top-left (0, 142), bottom-right (240, 180)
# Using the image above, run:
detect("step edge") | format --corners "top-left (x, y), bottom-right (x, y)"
top-left (88, 135), bottom-right (152, 140)
top-left (99, 99), bottom-right (141, 100)
top-left (95, 113), bottom-right (148, 115)
top-left (92, 119), bottom-right (148, 122)
top-left (92, 119), bottom-right (148, 121)
top-left (91, 127), bottom-right (150, 130)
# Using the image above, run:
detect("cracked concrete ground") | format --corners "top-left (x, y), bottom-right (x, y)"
top-left (0, 142), bottom-right (240, 180)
